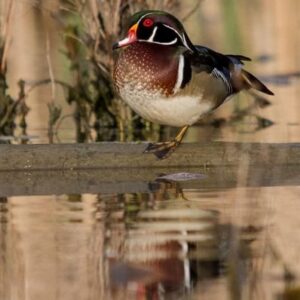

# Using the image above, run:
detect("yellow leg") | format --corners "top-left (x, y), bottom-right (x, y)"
top-left (144, 125), bottom-right (189, 159)
top-left (174, 125), bottom-right (189, 144)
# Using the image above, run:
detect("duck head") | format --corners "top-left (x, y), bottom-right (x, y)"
top-left (113, 10), bottom-right (195, 52)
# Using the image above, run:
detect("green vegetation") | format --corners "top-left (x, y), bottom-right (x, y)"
top-left (0, 0), bottom-right (272, 144)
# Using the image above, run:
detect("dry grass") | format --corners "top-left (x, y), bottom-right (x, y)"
top-left (0, 0), bottom-right (29, 139)
top-left (59, 0), bottom-right (179, 142)
top-left (0, 0), bottom-right (272, 142)
top-left (57, 0), bottom-right (271, 142)
top-left (0, 0), bottom-right (15, 73)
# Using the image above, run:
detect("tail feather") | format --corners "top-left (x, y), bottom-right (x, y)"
top-left (241, 69), bottom-right (274, 95)
top-left (228, 54), bottom-right (252, 64)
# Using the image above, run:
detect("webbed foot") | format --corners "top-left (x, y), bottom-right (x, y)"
top-left (143, 125), bottom-right (190, 160)
top-left (144, 140), bottom-right (180, 159)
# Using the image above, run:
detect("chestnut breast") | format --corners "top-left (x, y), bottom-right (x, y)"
top-left (113, 43), bottom-right (179, 97)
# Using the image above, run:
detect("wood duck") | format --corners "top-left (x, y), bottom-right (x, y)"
top-left (113, 10), bottom-right (273, 159)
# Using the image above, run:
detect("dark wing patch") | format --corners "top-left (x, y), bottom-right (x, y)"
top-left (188, 46), bottom-right (234, 94)
top-left (185, 45), bottom-right (273, 96)
top-left (192, 46), bottom-right (234, 70)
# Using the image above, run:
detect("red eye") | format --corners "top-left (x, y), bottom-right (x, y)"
top-left (143, 18), bottom-right (154, 27)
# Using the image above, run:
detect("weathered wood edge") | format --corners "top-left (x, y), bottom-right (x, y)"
top-left (0, 142), bottom-right (299, 171)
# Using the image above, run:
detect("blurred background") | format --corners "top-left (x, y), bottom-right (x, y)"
top-left (1, 0), bottom-right (299, 144)
top-left (0, 1), bottom-right (300, 300)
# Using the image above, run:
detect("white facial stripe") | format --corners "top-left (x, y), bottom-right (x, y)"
top-left (182, 33), bottom-right (193, 51)
top-left (136, 12), bottom-right (155, 26)
top-left (173, 54), bottom-right (185, 94)
top-left (148, 26), bottom-right (158, 42)
top-left (135, 14), bottom-right (192, 49)
top-left (162, 24), bottom-right (193, 51)
top-left (139, 38), bottom-right (178, 46)
top-left (162, 23), bottom-right (180, 35)
top-left (160, 37), bottom-right (178, 45)
top-left (144, 24), bottom-right (178, 45)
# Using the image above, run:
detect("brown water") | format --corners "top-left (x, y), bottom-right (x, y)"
top-left (0, 166), bottom-right (300, 300)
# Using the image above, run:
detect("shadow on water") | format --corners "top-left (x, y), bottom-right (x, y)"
top-left (0, 165), bottom-right (299, 300)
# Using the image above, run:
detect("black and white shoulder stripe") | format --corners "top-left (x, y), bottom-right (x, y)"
top-left (173, 55), bottom-right (192, 93)
top-left (211, 68), bottom-right (233, 95)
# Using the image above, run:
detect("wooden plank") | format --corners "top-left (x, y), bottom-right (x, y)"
top-left (0, 142), bottom-right (299, 171)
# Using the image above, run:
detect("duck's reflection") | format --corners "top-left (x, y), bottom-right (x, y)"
top-left (105, 178), bottom-right (268, 299)
top-left (0, 180), bottom-right (269, 300)
top-left (105, 178), bottom-right (220, 298)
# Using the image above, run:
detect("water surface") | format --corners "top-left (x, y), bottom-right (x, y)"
top-left (1, 166), bottom-right (299, 300)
